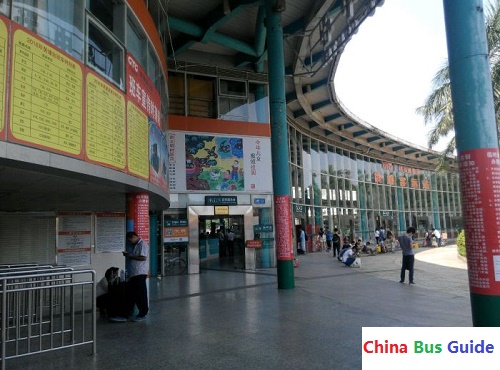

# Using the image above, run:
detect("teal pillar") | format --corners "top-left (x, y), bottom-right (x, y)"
top-left (443, 0), bottom-right (500, 326)
top-left (397, 187), bottom-right (405, 234)
top-left (266, 1), bottom-right (294, 289)
top-left (359, 185), bottom-right (367, 241)
top-left (430, 175), bottom-right (440, 228)
top-left (149, 214), bottom-right (158, 277)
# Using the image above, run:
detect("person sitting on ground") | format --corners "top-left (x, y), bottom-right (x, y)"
top-left (364, 241), bottom-right (376, 256)
top-left (343, 245), bottom-right (359, 267)
top-left (379, 240), bottom-right (388, 253)
top-left (338, 237), bottom-right (352, 261)
top-left (96, 267), bottom-right (122, 318)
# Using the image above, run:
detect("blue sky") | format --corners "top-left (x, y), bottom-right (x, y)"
top-left (335, 0), bottom-right (451, 151)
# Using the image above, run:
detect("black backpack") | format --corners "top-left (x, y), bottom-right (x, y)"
top-left (304, 232), bottom-right (308, 241)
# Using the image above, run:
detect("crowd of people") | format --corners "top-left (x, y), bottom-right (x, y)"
top-left (296, 225), bottom-right (441, 282)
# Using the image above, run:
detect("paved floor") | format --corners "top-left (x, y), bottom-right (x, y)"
top-left (7, 245), bottom-right (471, 370)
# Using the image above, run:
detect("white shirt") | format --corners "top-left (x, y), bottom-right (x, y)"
top-left (433, 230), bottom-right (441, 238)
top-left (342, 248), bottom-right (353, 263)
top-left (130, 238), bottom-right (149, 277)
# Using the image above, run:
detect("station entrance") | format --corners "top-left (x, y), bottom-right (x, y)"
top-left (198, 215), bottom-right (245, 270)
top-left (187, 205), bottom-right (254, 274)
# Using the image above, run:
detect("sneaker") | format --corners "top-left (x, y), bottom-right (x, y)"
top-left (109, 316), bottom-right (127, 323)
top-left (131, 315), bottom-right (147, 322)
top-left (409, 281), bottom-right (416, 285)
top-left (399, 281), bottom-right (404, 284)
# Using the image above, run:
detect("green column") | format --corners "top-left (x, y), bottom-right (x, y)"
top-left (397, 187), bottom-right (405, 234)
top-left (430, 175), bottom-right (440, 229)
top-left (266, 1), bottom-right (294, 289)
top-left (443, 0), bottom-right (500, 326)
top-left (149, 214), bottom-right (158, 277)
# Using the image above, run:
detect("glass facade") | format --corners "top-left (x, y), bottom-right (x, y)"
top-left (289, 125), bottom-right (462, 243)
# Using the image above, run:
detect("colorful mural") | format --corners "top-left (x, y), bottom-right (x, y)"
top-left (185, 135), bottom-right (244, 191)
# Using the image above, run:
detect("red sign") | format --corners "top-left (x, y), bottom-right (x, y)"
top-left (459, 148), bottom-right (500, 295)
top-left (126, 53), bottom-right (161, 126)
top-left (274, 195), bottom-right (293, 260)
top-left (127, 193), bottom-right (149, 243)
top-left (245, 240), bottom-right (262, 249)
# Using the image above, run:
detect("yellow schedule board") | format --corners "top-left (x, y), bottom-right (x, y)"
top-left (86, 73), bottom-right (126, 169)
top-left (10, 28), bottom-right (82, 155)
top-left (0, 18), bottom-right (7, 135)
top-left (127, 101), bottom-right (149, 179)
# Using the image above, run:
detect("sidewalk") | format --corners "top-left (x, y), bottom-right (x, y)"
top-left (7, 245), bottom-right (472, 370)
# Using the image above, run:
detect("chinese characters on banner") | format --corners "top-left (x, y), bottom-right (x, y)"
top-left (459, 148), bottom-right (500, 295)
top-left (372, 161), bottom-right (427, 189)
top-left (127, 193), bottom-right (150, 243)
top-left (126, 53), bottom-right (161, 126)
top-left (274, 195), bottom-right (294, 260)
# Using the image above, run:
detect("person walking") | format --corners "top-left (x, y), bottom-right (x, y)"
top-left (111, 231), bottom-right (149, 322)
top-left (398, 227), bottom-right (416, 284)
top-left (298, 226), bottom-right (306, 254)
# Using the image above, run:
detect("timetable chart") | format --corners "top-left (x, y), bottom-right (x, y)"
top-left (86, 73), bottom-right (126, 169)
top-left (10, 29), bottom-right (82, 155)
top-left (127, 101), bottom-right (149, 179)
top-left (0, 19), bottom-right (7, 134)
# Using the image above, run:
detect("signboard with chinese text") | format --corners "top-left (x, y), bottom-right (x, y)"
top-left (164, 220), bottom-right (189, 243)
top-left (246, 240), bottom-right (262, 249)
top-left (57, 212), bottom-right (92, 266)
top-left (459, 148), bottom-right (500, 295)
top-left (95, 212), bottom-right (125, 253)
top-left (9, 25), bottom-right (83, 157)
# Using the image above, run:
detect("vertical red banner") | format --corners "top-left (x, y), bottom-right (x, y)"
top-left (274, 195), bottom-right (293, 260)
top-left (459, 148), bottom-right (500, 295)
top-left (127, 193), bottom-right (150, 243)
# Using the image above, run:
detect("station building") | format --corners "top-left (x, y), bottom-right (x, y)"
top-left (0, 0), bottom-right (462, 277)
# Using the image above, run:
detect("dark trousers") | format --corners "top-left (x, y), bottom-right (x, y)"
top-left (400, 255), bottom-right (415, 282)
top-left (332, 243), bottom-right (340, 257)
top-left (126, 275), bottom-right (149, 317)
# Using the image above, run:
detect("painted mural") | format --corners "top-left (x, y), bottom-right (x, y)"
top-left (185, 135), bottom-right (244, 191)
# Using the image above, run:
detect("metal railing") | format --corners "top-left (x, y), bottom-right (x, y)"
top-left (0, 266), bottom-right (96, 369)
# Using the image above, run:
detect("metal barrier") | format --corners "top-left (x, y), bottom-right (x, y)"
top-left (0, 266), bottom-right (96, 369)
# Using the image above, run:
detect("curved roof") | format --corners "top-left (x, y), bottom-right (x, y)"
top-left (165, 0), bottom-right (456, 171)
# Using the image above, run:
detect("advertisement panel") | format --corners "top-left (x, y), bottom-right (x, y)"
top-left (168, 131), bottom-right (272, 192)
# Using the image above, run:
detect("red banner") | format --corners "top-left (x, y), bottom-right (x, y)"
top-left (459, 148), bottom-right (500, 295)
top-left (126, 53), bottom-right (161, 126)
top-left (274, 195), bottom-right (293, 260)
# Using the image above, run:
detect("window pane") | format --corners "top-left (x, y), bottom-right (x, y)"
top-left (12, 0), bottom-right (84, 60)
top-left (87, 20), bottom-right (124, 88)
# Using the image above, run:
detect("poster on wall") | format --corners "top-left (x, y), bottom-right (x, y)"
top-left (9, 25), bottom-right (83, 157)
top-left (168, 131), bottom-right (272, 192)
top-left (127, 101), bottom-right (149, 179)
top-left (85, 72), bottom-right (126, 169)
top-left (0, 16), bottom-right (8, 139)
top-left (57, 212), bottom-right (92, 266)
top-left (95, 212), bottom-right (125, 253)
top-left (149, 120), bottom-right (168, 190)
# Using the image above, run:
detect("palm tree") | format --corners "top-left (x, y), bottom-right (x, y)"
top-left (416, 0), bottom-right (500, 169)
